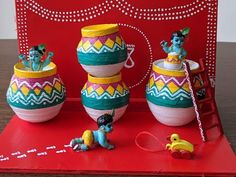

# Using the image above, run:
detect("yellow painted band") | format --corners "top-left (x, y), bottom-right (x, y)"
top-left (14, 62), bottom-right (57, 78)
top-left (152, 62), bottom-right (198, 77)
top-left (167, 54), bottom-right (180, 61)
top-left (88, 73), bottom-right (121, 84)
top-left (167, 55), bottom-right (185, 63)
top-left (81, 24), bottom-right (119, 37)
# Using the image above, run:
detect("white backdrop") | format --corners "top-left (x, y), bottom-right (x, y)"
top-left (0, 0), bottom-right (235, 42)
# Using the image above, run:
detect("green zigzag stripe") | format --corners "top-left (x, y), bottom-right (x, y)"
top-left (7, 92), bottom-right (65, 109)
top-left (146, 85), bottom-right (193, 108)
top-left (81, 89), bottom-right (129, 99)
top-left (81, 93), bottom-right (129, 110)
top-left (9, 87), bottom-right (65, 99)
top-left (147, 86), bottom-right (191, 99)
top-left (7, 88), bottom-right (66, 109)
top-left (78, 49), bottom-right (127, 65)
top-left (146, 93), bottom-right (193, 108)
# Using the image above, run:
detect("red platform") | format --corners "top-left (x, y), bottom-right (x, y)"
top-left (0, 99), bottom-right (235, 176)
top-left (1, 0), bottom-right (235, 175)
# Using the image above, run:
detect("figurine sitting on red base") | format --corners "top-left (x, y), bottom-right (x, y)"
top-left (70, 111), bottom-right (115, 151)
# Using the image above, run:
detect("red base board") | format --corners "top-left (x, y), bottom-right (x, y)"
top-left (0, 100), bottom-right (236, 176)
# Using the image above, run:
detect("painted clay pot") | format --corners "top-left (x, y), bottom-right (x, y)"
top-left (6, 62), bottom-right (66, 123)
top-left (77, 24), bottom-right (127, 77)
top-left (146, 59), bottom-right (201, 126)
top-left (81, 73), bottom-right (129, 122)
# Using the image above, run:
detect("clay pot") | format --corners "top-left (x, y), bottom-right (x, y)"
top-left (77, 24), bottom-right (127, 77)
top-left (6, 62), bottom-right (66, 122)
top-left (81, 73), bottom-right (129, 122)
top-left (146, 59), bottom-right (201, 126)
top-left (164, 52), bottom-right (184, 70)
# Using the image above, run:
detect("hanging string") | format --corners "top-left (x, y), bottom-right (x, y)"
top-left (183, 62), bottom-right (206, 142)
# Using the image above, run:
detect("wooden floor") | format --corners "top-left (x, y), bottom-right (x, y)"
top-left (0, 40), bottom-right (235, 177)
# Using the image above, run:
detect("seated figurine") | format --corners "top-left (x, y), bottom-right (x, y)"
top-left (70, 111), bottom-right (115, 151)
top-left (160, 27), bottom-right (190, 70)
top-left (18, 44), bottom-right (53, 71)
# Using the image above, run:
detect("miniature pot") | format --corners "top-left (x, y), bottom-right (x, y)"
top-left (81, 73), bottom-right (129, 122)
top-left (77, 24), bottom-right (127, 77)
top-left (6, 62), bottom-right (66, 123)
top-left (146, 59), bottom-right (201, 126)
top-left (164, 52), bottom-right (184, 70)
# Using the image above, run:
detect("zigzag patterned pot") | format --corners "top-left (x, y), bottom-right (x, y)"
top-left (6, 62), bottom-right (66, 123)
top-left (81, 73), bottom-right (129, 122)
top-left (146, 59), bottom-right (200, 126)
top-left (77, 24), bottom-right (127, 77)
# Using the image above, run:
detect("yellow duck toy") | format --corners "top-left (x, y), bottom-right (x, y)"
top-left (166, 133), bottom-right (194, 159)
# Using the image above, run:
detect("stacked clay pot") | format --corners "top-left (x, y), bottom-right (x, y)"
top-left (77, 24), bottom-right (128, 77)
top-left (146, 59), bottom-right (201, 126)
top-left (81, 73), bottom-right (129, 122)
top-left (77, 24), bottom-right (129, 122)
top-left (6, 62), bottom-right (66, 122)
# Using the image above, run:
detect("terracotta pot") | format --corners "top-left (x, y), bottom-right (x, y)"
top-left (6, 62), bottom-right (66, 122)
top-left (146, 59), bottom-right (201, 126)
top-left (77, 24), bottom-right (127, 77)
top-left (81, 73), bottom-right (129, 122)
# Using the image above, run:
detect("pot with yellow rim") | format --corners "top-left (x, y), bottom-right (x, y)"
top-left (77, 24), bottom-right (127, 77)
top-left (146, 59), bottom-right (203, 126)
top-left (6, 62), bottom-right (66, 122)
top-left (81, 73), bottom-right (129, 122)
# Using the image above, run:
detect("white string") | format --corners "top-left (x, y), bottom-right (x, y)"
top-left (183, 62), bottom-right (206, 142)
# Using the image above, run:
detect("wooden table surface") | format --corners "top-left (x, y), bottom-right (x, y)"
top-left (0, 40), bottom-right (235, 177)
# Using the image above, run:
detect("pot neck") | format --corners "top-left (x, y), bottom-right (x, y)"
top-left (88, 73), bottom-right (121, 84)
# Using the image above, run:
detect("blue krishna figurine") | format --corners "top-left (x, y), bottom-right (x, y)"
top-left (18, 44), bottom-right (53, 71)
top-left (160, 27), bottom-right (190, 70)
top-left (70, 111), bottom-right (115, 151)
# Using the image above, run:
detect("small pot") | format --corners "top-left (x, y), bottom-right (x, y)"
top-left (81, 73), bottom-right (129, 122)
top-left (146, 59), bottom-right (202, 126)
top-left (164, 52), bottom-right (184, 70)
top-left (6, 62), bottom-right (66, 122)
top-left (77, 24), bottom-right (127, 77)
